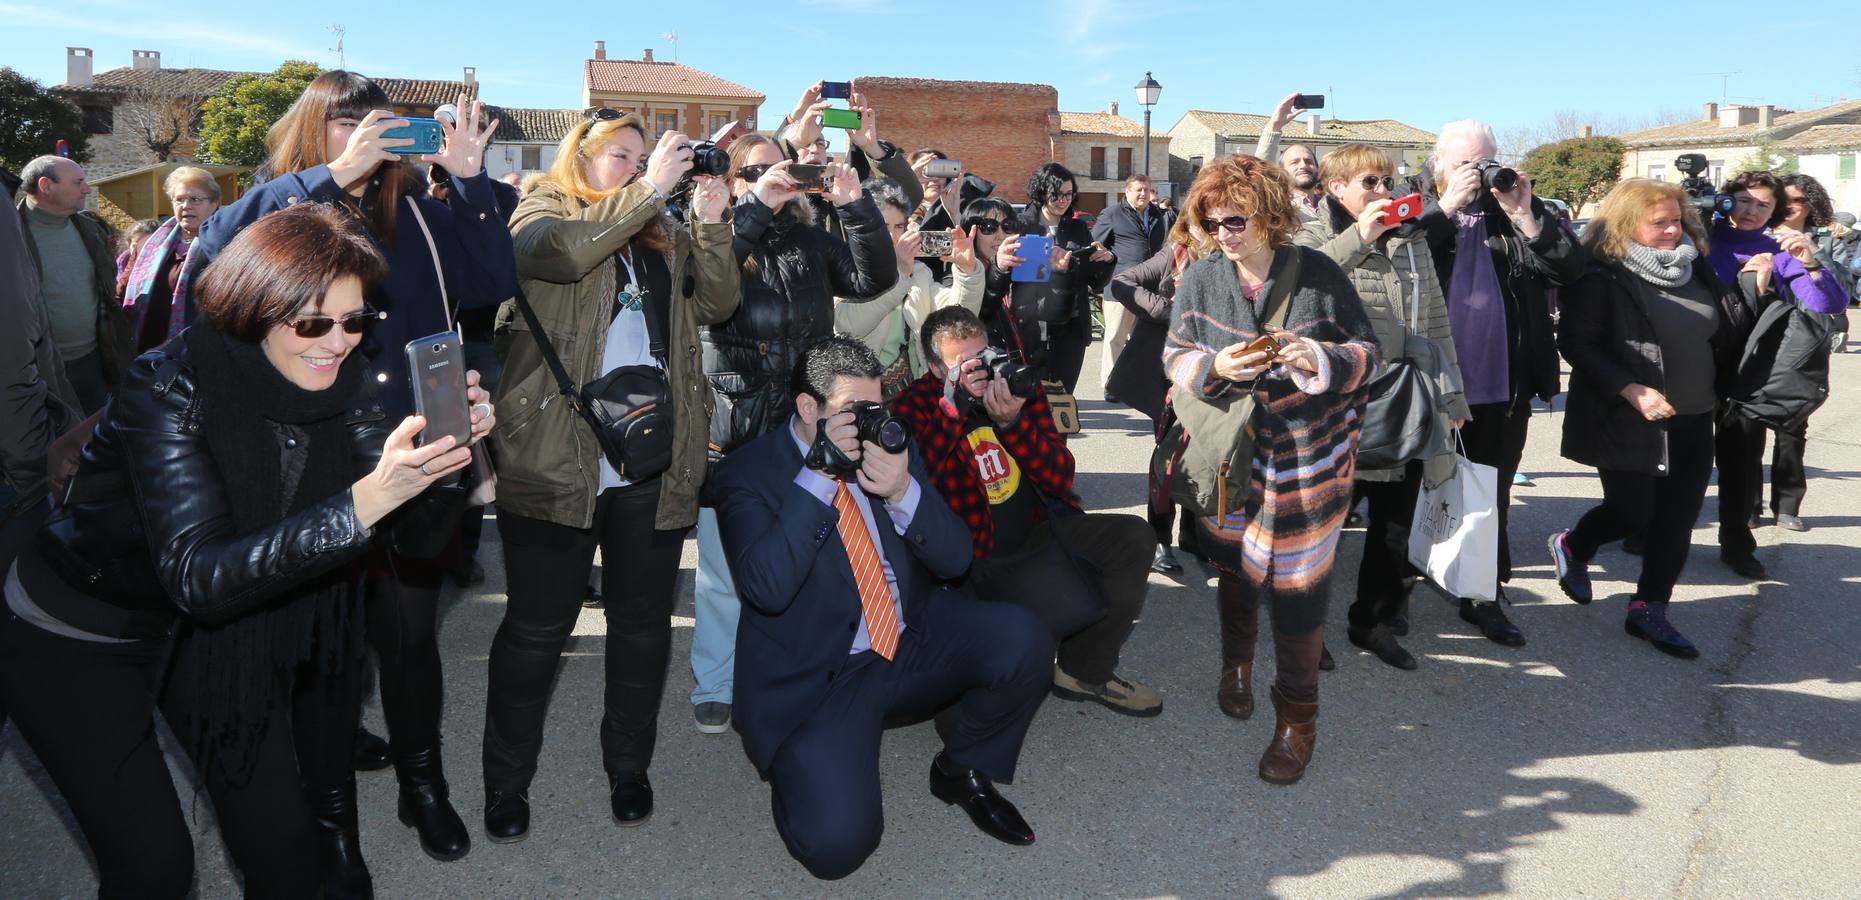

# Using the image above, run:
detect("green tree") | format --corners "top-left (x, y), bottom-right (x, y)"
top-left (1521, 136), bottom-right (1627, 215)
top-left (1733, 136), bottom-right (1799, 176)
top-left (0, 67), bottom-right (91, 171)
top-left (196, 60), bottom-right (322, 167)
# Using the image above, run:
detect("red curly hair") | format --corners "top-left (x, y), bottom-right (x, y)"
top-left (1182, 155), bottom-right (1301, 251)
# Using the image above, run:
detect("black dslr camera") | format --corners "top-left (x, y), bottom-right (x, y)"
top-left (806, 400), bottom-right (910, 478)
top-left (1675, 153), bottom-right (1736, 219)
top-left (1474, 159), bottom-right (1519, 193)
top-left (670, 120), bottom-right (746, 207)
top-left (940, 347), bottom-right (1039, 419)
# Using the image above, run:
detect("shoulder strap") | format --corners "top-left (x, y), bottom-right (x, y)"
top-left (404, 196), bottom-right (454, 332)
top-left (510, 287), bottom-right (584, 404)
top-left (1260, 246), bottom-right (1303, 331)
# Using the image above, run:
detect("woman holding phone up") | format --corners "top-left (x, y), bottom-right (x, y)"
top-left (0, 204), bottom-right (494, 899)
top-left (195, 70), bottom-right (516, 864)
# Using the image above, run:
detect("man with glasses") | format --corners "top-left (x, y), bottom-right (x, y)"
top-left (13, 156), bottom-right (131, 414)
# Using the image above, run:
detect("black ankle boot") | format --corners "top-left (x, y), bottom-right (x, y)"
top-left (395, 747), bottom-right (471, 861)
top-left (309, 783), bottom-right (375, 900)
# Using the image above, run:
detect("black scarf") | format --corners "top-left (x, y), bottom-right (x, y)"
top-left (173, 324), bottom-right (372, 785)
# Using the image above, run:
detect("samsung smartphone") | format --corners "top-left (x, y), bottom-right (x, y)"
top-left (381, 117), bottom-right (445, 155)
top-left (819, 108), bottom-right (862, 130)
top-left (1292, 94), bottom-right (1326, 110)
top-left (1011, 234), bottom-right (1053, 283)
top-left (917, 230), bottom-right (954, 257)
top-left (1380, 192), bottom-right (1424, 226)
top-left (406, 332), bottom-right (472, 448)
top-left (786, 164), bottom-right (831, 193)
top-left (819, 81), bottom-right (852, 100)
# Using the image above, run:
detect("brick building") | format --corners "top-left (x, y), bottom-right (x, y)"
top-left (1055, 103), bottom-right (1175, 214)
top-left (1167, 110), bottom-right (1435, 197)
top-left (582, 41), bottom-right (764, 140)
top-left (851, 77), bottom-right (1059, 204)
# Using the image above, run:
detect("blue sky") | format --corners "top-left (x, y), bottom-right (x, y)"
top-left (3, 0), bottom-right (1851, 147)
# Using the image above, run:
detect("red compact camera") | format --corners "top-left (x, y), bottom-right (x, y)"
top-left (1380, 192), bottom-right (1423, 226)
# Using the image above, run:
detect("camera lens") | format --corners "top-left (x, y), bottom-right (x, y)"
top-left (876, 419), bottom-right (908, 453)
top-left (432, 343), bottom-right (444, 353)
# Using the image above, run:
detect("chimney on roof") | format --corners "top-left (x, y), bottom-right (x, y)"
top-left (643, 49), bottom-right (654, 63)
top-left (66, 47), bottom-right (93, 87)
top-left (1703, 102), bottom-right (1718, 121)
top-left (132, 49), bottom-right (160, 71)
top-left (463, 67), bottom-right (476, 91)
top-left (1580, 124), bottom-right (1594, 138)
top-left (594, 40), bottom-right (606, 61)
top-left (1758, 104), bottom-right (1774, 130)
top-left (1107, 101), bottom-right (1119, 116)
top-left (1307, 114), bottom-right (1321, 136)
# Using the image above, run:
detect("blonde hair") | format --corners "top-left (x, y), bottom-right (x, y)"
top-left (1317, 144), bottom-right (1391, 190)
top-left (1582, 178), bottom-right (1709, 263)
top-left (540, 113), bottom-right (668, 251)
top-left (1181, 155), bottom-right (1301, 251)
top-left (163, 166), bottom-right (221, 202)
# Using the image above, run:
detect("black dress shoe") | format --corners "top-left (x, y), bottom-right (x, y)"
top-left (1459, 598), bottom-right (1526, 647)
top-left (609, 772), bottom-right (654, 827)
top-left (352, 727), bottom-right (392, 773)
top-left (1391, 593), bottom-right (1412, 637)
top-left (1721, 553), bottom-right (1769, 580)
top-left (927, 754), bottom-right (1034, 846)
top-left (309, 786), bottom-right (374, 900)
top-left (483, 791), bottom-right (530, 844)
top-left (395, 748), bottom-right (470, 861)
top-left (1318, 643), bottom-right (1335, 671)
top-left (582, 585), bottom-right (605, 610)
top-left (1151, 545), bottom-right (1183, 574)
top-left (1346, 625), bottom-right (1418, 671)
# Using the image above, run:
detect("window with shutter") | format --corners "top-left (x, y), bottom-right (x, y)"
top-left (1090, 147), bottom-right (1106, 180)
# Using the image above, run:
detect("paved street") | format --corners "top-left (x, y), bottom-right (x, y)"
top-left (5, 347), bottom-right (1860, 899)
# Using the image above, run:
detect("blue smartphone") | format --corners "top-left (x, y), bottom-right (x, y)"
top-left (1011, 234), bottom-right (1053, 283)
top-left (381, 117), bottom-right (444, 155)
top-left (820, 81), bottom-right (852, 100)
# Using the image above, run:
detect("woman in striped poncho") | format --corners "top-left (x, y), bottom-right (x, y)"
top-left (1164, 155), bottom-right (1378, 784)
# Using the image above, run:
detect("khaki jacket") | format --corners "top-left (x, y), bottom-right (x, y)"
top-left (492, 181), bottom-right (740, 530)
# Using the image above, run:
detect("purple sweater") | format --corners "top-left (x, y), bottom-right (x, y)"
top-left (1708, 220), bottom-right (1849, 314)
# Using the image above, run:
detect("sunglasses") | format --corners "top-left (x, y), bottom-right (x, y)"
top-left (1049, 190), bottom-right (1076, 202)
top-left (1355, 175), bottom-right (1396, 191)
top-left (584, 107), bottom-right (625, 122)
top-left (965, 218), bottom-right (1018, 236)
top-left (737, 163), bottom-right (771, 182)
top-left (288, 308), bottom-right (380, 339)
top-left (1200, 215), bottom-right (1249, 235)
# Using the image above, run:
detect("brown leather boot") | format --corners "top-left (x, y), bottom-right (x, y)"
top-left (1216, 660), bottom-right (1253, 720)
top-left (1257, 685), bottom-right (1317, 785)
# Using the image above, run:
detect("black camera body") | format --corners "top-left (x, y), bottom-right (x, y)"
top-left (1474, 159), bottom-right (1519, 193)
top-left (806, 400), bottom-right (909, 478)
top-left (1674, 153), bottom-right (1736, 220)
top-left (940, 347), bottom-right (1039, 420)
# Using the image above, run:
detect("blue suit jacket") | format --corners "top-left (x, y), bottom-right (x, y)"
top-left (707, 424), bottom-right (974, 773)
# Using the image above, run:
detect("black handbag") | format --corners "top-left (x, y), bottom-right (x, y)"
top-left (510, 267), bottom-right (675, 482)
top-left (1356, 244), bottom-right (1452, 471)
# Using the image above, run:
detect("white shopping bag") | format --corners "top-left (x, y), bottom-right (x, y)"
top-left (1407, 443), bottom-right (1499, 603)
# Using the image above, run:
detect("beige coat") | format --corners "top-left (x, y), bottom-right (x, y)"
top-left (492, 181), bottom-right (740, 530)
top-left (834, 259), bottom-right (984, 379)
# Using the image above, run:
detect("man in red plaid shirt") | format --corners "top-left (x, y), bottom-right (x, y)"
top-left (892, 307), bottom-right (1161, 716)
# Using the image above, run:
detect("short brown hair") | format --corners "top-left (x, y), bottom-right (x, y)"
top-left (1317, 144), bottom-right (1391, 190)
top-left (1581, 178), bottom-right (1709, 263)
top-left (1182, 155), bottom-right (1301, 251)
top-left (194, 204), bottom-right (388, 342)
top-left (1722, 170), bottom-right (1789, 228)
top-left (920, 305), bottom-right (987, 364)
top-left (1123, 174), bottom-right (1151, 189)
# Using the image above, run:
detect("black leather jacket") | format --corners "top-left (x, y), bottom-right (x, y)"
top-left (702, 194), bottom-right (896, 454)
top-left (39, 341), bottom-right (463, 634)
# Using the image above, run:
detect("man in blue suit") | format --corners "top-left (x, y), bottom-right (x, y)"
top-left (707, 336), bottom-right (1054, 879)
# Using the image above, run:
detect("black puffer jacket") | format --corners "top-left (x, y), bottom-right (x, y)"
top-left (35, 341), bottom-right (463, 637)
top-left (1557, 257), bottom-right (1750, 475)
top-left (704, 193), bottom-right (896, 453)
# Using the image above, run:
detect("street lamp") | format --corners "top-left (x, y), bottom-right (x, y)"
top-left (1134, 71), bottom-right (1162, 180)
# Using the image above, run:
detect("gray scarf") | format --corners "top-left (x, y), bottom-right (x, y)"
top-left (1623, 237), bottom-right (1699, 289)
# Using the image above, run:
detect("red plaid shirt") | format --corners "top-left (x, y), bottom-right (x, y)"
top-left (891, 370), bottom-right (1077, 558)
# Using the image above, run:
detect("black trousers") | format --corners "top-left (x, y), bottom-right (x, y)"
top-left (0, 611), bottom-right (359, 900)
top-left (971, 512), bottom-right (1153, 685)
top-left (364, 548), bottom-right (448, 759)
top-left (1763, 426), bottom-right (1809, 517)
top-left (1458, 394), bottom-right (1534, 589)
top-left (1038, 319), bottom-right (1090, 396)
top-left (767, 593), bottom-right (1052, 880)
top-left (1569, 413), bottom-right (1715, 604)
top-left (1350, 464), bottom-right (1424, 631)
top-left (1146, 404), bottom-right (1200, 553)
top-left (1716, 412), bottom-right (1765, 559)
top-left (483, 480), bottom-right (686, 793)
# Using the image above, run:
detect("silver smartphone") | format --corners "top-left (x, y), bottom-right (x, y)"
top-left (405, 331), bottom-right (472, 448)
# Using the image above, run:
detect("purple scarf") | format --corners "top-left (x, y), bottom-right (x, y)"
top-left (122, 217), bottom-right (197, 345)
top-left (1446, 212), bottom-right (1511, 405)
top-left (1708, 219), bottom-right (1850, 314)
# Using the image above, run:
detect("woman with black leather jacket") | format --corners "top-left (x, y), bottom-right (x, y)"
top-left (1006, 163), bottom-right (1114, 393)
top-left (0, 204), bottom-right (493, 899)
top-left (685, 132), bottom-right (894, 735)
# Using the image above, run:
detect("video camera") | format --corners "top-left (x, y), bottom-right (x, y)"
top-left (1675, 153), bottom-right (1736, 220)
top-left (805, 400), bottom-right (910, 478)
top-left (940, 347), bottom-right (1039, 420)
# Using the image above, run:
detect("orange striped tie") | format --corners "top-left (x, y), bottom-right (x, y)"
top-left (832, 480), bottom-right (901, 660)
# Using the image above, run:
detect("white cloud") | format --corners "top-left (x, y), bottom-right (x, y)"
top-left (0, 3), bottom-right (332, 64)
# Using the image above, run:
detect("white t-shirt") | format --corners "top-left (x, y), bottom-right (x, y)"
top-left (597, 249), bottom-right (663, 492)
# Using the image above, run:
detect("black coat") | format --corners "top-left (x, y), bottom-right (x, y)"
top-left (1557, 258), bottom-right (1750, 475)
top-left (704, 194), bottom-right (897, 454)
top-left (1416, 192), bottom-right (1586, 402)
top-left (1104, 245), bottom-right (1177, 420)
top-left (1092, 199), bottom-right (1168, 275)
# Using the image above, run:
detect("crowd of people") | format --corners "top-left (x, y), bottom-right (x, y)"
top-left (0, 72), bottom-right (1851, 895)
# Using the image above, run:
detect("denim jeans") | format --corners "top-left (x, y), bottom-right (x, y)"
top-left (689, 507), bottom-right (740, 706)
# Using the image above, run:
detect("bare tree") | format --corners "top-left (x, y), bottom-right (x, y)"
top-left (1499, 107), bottom-right (1695, 162)
top-left (120, 85), bottom-right (203, 162)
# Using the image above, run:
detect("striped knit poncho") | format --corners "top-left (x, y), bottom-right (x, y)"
top-left (1164, 246), bottom-right (1379, 605)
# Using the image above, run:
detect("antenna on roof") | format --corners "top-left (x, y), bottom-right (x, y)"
top-left (1697, 71), bottom-right (1741, 106)
top-left (662, 32), bottom-right (678, 63)
top-left (330, 24), bottom-right (346, 69)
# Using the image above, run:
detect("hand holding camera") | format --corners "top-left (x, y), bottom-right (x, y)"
top-left (825, 162), bottom-right (863, 208)
top-left (981, 371), bottom-right (1029, 427)
top-left (848, 92), bottom-right (882, 158)
top-left (996, 233), bottom-right (1027, 271)
top-left (1272, 331), bottom-right (1321, 376)
top-left (644, 130), bottom-right (696, 197)
top-left (1267, 92), bottom-right (1303, 132)
top-left (855, 437), bottom-right (911, 506)
top-left (752, 160), bottom-right (803, 209)
top-left (1212, 340), bottom-right (1278, 383)
top-left (1438, 160), bottom-right (1485, 213)
top-left (942, 348), bottom-right (1038, 421)
top-left (1773, 229), bottom-right (1820, 269)
top-left (948, 225), bottom-right (980, 274)
top-left (1088, 241), bottom-right (1114, 264)
top-left (690, 176), bottom-right (730, 225)
top-left (465, 369), bottom-right (497, 447)
top-left (424, 93), bottom-right (499, 181)
top-left (329, 110), bottom-right (417, 190)
top-left (806, 402), bottom-right (910, 500)
top-left (1358, 198), bottom-right (1399, 242)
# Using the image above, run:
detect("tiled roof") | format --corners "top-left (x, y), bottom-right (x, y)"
top-left (1779, 124), bottom-right (1861, 153)
top-left (1618, 99), bottom-right (1861, 149)
top-left (585, 60), bottom-right (763, 101)
top-left (375, 78), bottom-right (478, 105)
top-left (489, 107), bottom-right (581, 145)
top-left (1178, 110), bottom-right (1435, 145)
top-left (853, 76), bottom-right (1056, 98)
top-left (1058, 111), bottom-right (1156, 138)
top-left (54, 67), bottom-right (246, 99)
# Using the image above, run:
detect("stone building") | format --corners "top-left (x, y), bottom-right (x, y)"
top-left (1617, 100), bottom-right (1861, 212)
top-left (1054, 103), bottom-right (1175, 214)
top-left (1166, 109), bottom-right (1435, 197)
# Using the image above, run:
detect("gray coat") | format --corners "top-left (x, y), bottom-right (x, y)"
top-left (0, 186), bottom-right (81, 498)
